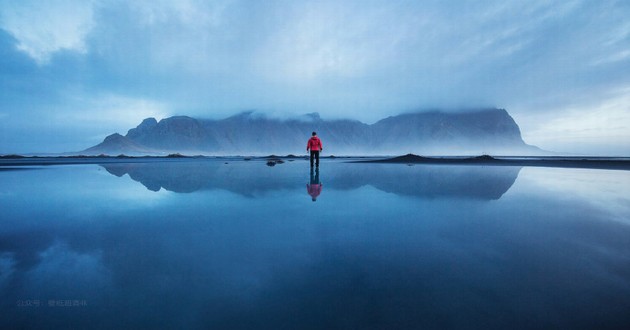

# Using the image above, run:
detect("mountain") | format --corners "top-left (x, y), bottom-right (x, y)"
top-left (82, 108), bottom-right (542, 156)
top-left (83, 133), bottom-right (155, 155)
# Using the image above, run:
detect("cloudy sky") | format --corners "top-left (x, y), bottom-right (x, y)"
top-left (0, 0), bottom-right (629, 155)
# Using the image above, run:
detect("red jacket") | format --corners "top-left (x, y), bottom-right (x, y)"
top-left (307, 183), bottom-right (322, 200)
top-left (307, 136), bottom-right (323, 151)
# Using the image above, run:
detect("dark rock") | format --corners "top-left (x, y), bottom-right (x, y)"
top-left (470, 155), bottom-right (496, 161)
top-left (379, 154), bottom-right (434, 163)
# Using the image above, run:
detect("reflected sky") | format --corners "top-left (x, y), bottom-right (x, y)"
top-left (1, 160), bottom-right (629, 329)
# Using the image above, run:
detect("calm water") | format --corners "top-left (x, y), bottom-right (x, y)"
top-left (1, 159), bottom-right (629, 329)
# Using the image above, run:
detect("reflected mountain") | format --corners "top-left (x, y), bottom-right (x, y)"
top-left (103, 161), bottom-right (299, 196)
top-left (341, 164), bottom-right (521, 200)
top-left (101, 160), bottom-right (521, 200)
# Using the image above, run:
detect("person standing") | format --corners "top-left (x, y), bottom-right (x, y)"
top-left (306, 132), bottom-right (323, 168)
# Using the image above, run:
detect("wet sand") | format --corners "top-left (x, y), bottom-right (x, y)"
top-left (1, 154), bottom-right (629, 171)
top-left (355, 154), bottom-right (630, 171)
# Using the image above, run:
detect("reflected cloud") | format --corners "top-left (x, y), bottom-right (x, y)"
top-left (0, 252), bottom-right (15, 290)
top-left (515, 167), bottom-right (630, 224)
top-left (101, 160), bottom-right (521, 200)
top-left (20, 241), bottom-right (111, 297)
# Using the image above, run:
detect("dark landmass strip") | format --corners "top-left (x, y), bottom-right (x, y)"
top-left (0, 154), bottom-right (27, 159)
top-left (0, 154), bottom-right (332, 166)
top-left (0, 154), bottom-right (629, 170)
top-left (359, 154), bottom-right (630, 170)
top-left (359, 153), bottom-right (500, 163)
top-left (0, 154), bottom-right (207, 166)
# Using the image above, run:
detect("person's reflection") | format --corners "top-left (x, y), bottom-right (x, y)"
top-left (307, 167), bottom-right (322, 202)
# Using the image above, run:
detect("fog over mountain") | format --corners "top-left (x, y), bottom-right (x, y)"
top-left (84, 108), bottom-right (542, 156)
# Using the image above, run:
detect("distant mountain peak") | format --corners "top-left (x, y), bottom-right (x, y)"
top-left (84, 133), bottom-right (153, 155)
top-left (127, 117), bottom-right (158, 139)
top-left (104, 133), bottom-right (125, 142)
top-left (165, 115), bottom-right (197, 122)
top-left (140, 117), bottom-right (158, 126)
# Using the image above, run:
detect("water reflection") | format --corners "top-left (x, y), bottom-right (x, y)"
top-left (1, 164), bottom-right (630, 329)
top-left (101, 160), bottom-right (521, 200)
top-left (307, 167), bottom-right (322, 201)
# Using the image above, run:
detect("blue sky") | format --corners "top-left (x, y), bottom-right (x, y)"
top-left (0, 0), bottom-right (629, 155)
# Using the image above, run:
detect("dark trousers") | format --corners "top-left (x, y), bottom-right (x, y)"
top-left (310, 150), bottom-right (320, 167)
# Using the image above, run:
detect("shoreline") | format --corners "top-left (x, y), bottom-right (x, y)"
top-left (0, 154), bottom-right (629, 171)
top-left (353, 154), bottom-right (630, 171)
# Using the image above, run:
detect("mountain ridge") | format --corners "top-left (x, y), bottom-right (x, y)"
top-left (83, 108), bottom-right (544, 156)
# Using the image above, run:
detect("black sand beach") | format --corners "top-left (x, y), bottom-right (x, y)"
top-left (355, 154), bottom-right (630, 171)
top-left (1, 154), bottom-right (629, 171)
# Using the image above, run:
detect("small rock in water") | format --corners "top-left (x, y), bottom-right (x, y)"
top-left (472, 155), bottom-right (496, 161)
top-left (266, 161), bottom-right (276, 166)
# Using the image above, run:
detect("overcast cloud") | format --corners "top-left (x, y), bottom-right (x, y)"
top-left (0, 0), bottom-right (629, 155)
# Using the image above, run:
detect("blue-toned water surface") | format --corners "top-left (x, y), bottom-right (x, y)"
top-left (1, 159), bottom-right (629, 329)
